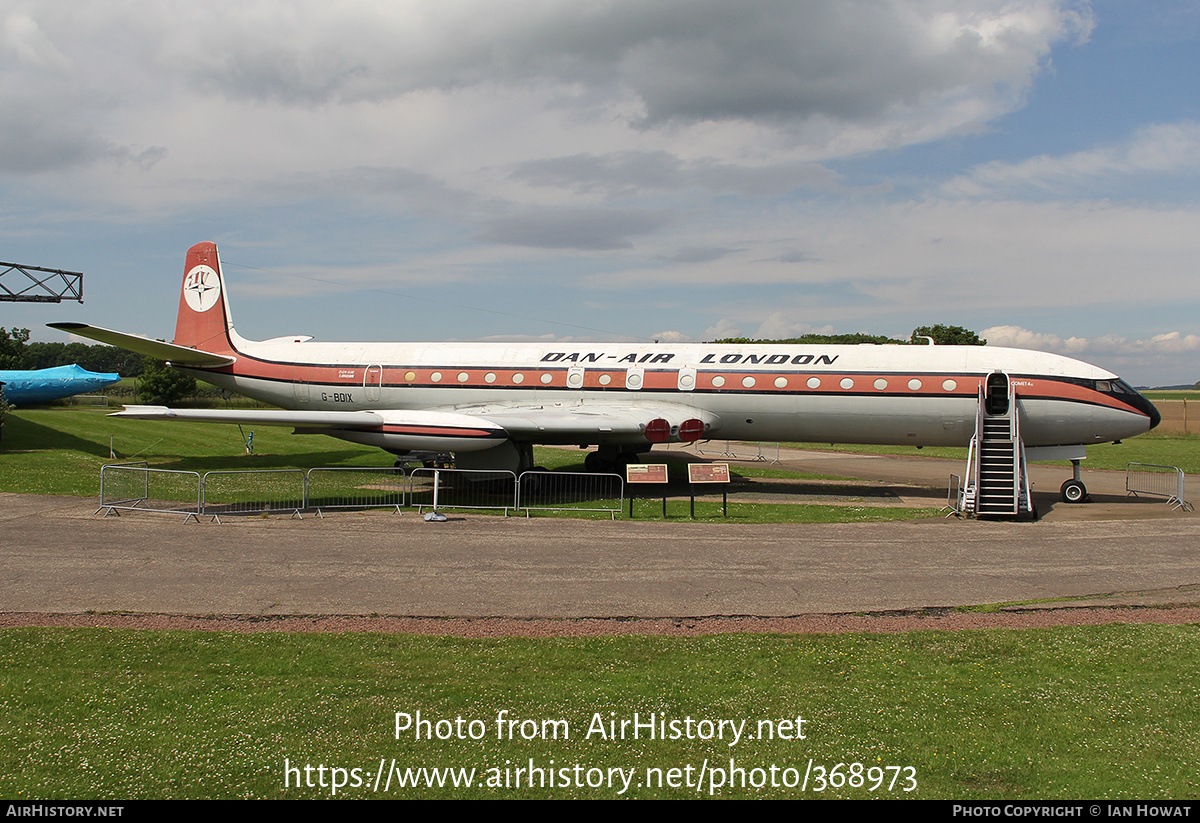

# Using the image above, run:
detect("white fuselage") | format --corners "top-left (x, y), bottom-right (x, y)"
top-left (181, 333), bottom-right (1155, 450)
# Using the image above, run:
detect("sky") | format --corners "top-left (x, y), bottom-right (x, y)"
top-left (2, 0), bottom-right (1199, 386)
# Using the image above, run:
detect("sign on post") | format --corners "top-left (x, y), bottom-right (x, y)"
top-left (687, 462), bottom-right (731, 518)
top-left (626, 463), bottom-right (670, 517)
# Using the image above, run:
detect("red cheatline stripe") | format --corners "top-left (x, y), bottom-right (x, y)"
top-left (215, 358), bottom-right (1146, 416)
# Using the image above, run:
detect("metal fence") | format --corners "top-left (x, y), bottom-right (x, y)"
top-left (694, 440), bottom-right (781, 464)
top-left (306, 466), bottom-right (407, 516)
top-left (408, 468), bottom-right (519, 516)
top-left (945, 473), bottom-right (963, 517)
top-left (99, 463), bottom-right (626, 521)
top-left (1126, 463), bottom-right (1193, 511)
top-left (200, 469), bottom-right (307, 521)
top-left (98, 462), bottom-right (203, 522)
top-left (517, 471), bottom-right (624, 518)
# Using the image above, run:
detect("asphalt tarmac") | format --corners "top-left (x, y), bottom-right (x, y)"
top-left (2, 448), bottom-right (1197, 618)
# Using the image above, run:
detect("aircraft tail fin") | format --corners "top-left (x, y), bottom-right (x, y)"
top-left (175, 241), bottom-right (239, 355)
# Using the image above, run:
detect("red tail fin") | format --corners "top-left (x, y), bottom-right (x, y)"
top-left (174, 241), bottom-right (237, 354)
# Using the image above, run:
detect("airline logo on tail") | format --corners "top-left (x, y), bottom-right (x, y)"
top-left (183, 265), bottom-right (221, 313)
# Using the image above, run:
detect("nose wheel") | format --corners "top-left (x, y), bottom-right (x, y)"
top-left (1060, 479), bottom-right (1089, 503)
top-left (1059, 458), bottom-right (1091, 503)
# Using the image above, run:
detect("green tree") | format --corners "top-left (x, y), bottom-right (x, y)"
top-left (137, 357), bottom-right (196, 405)
top-left (23, 341), bottom-right (144, 375)
top-left (910, 324), bottom-right (985, 346)
top-left (0, 327), bottom-right (31, 369)
top-left (714, 333), bottom-right (901, 345)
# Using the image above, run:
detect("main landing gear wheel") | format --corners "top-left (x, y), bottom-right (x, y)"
top-left (1060, 479), bottom-right (1089, 504)
top-left (584, 450), bottom-right (639, 474)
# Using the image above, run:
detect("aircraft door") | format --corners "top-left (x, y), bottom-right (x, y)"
top-left (985, 371), bottom-right (1009, 416)
top-left (291, 366), bottom-right (310, 403)
top-left (365, 365), bottom-right (383, 402)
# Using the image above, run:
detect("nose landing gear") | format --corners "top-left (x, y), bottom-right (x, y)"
top-left (1060, 479), bottom-right (1089, 504)
top-left (1060, 459), bottom-right (1090, 503)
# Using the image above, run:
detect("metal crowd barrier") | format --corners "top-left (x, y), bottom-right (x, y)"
top-left (200, 469), bottom-right (307, 522)
top-left (99, 463), bottom-right (628, 522)
top-left (1126, 463), bottom-right (1193, 511)
top-left (945, 473), bottom-right (963, 517)
top-left (517, 471), bottom-right (624, 518)
top-left (306, 466), bottom-right (407, 516)
top-left (408, 468), bottom-right (519, 516)
top-left (693, 440), bottom-right (782, 464)
top-left (98, 462), bottom-right (203, 522)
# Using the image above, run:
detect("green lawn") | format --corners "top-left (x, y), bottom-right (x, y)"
top-left (0, 407), bottom-right (389, 496)
top-left (1, 625), bottom-right (1195, 799)
top-left (1143, 390), bottom-right (1200, 401)
top-left (0, 408), bottom-right (939, 522)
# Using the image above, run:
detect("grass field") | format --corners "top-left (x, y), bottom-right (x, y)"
top-left (1144, 390), bottom-right (1200, 401)
top-left (0, 407), bottom-right (402, 497)
top-left (1, 625), bottom-right (1196, 800)
top-left (0, 408), bottom-right (940, 522)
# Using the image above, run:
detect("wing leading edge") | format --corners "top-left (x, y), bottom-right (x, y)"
top-left (111, 406), bottom-right (509, 453)
top-left (111, 399), bottom-right (720, 453)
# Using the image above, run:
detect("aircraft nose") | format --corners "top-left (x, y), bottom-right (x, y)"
top-left (1133, 390), bottom-right (1161, 430)
top-left (1146, 397), bottom-right (1162, 430)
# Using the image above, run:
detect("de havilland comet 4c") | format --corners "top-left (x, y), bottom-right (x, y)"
top-left (51, 242), bottom-right (1159, 511)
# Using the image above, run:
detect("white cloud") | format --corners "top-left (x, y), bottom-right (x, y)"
top-left (753, 314), bottom-right (837, 340)
top-left (943, 121), bottom-right (1200, 198)
top-left (3, 12), bottom-right (72, 74)
top-left (983, 325), bottom-right (1200, 385)
top-left (702, 318), bottom-right (743, 340)
top-left (0, 0), bottom-right (1092, 190)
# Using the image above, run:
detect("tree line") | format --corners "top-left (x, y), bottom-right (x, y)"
top-left (713, 324), bottom-right (986, 346)
top-left (1, 327), bottom-right (146, 375)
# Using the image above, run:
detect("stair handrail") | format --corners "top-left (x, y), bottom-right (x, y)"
top-left (967, 382), bottom-right (986, 513)
top-left (1010, 382), bottom-right (1033, 514)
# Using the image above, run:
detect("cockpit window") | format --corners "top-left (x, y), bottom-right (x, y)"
top-left (1025, 375), bottom-right (1142, 396)
top-left (1089, 378), bottom-right (1138, 395)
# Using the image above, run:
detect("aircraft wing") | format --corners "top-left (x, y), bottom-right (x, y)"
top-left (47, 323), bottom-right (236, 367)
top-left (111, 399), bottom-right (720, 450)
top-left (111, 406), bottom-right (389, 426)
top-left (110, 406), bottom-right (509, 453)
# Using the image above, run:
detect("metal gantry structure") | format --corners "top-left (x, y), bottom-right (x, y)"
top-left (0, 261), bottom-right (83, 303)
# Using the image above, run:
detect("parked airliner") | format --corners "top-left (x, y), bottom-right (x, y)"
top-left (51, 242), bottom-right (1159, 500)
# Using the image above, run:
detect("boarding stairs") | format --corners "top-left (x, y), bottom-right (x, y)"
top-left (960, 373), bottom-right (1034, 519)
